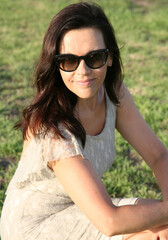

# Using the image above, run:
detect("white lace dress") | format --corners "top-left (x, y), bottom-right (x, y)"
top-left (0, 94), bottom-right (137, 240)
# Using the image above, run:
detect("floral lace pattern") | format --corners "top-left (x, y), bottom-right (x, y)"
top-left (0, 93), bottom-right (137, 240)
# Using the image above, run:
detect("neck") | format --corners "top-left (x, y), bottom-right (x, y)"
top-left (75, 86), bottom-right (106, 136)
top-left (76, 86), bottom-right (105, 113)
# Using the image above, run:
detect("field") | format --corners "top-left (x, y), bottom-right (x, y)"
top-left (0, 0), bottom-right (168, 216)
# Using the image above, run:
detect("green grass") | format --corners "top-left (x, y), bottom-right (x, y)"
top-left (0, 0), bottom-right (168, 216)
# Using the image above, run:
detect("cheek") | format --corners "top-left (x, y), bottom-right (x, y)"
top-left (59, 71), bottom-right (76, 93)
top-left (60, 71), bottom-right (71, 85)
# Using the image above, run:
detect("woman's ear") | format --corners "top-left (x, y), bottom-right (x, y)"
top-left (107, 51), bottom-right (113, 67)
top-left (107, 56), bottom-right (113, 67)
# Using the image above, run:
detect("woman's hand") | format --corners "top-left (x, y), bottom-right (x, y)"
top-left (123, 226), bottom-right (168, 239)
top-left (150, 225), bottom-right (168, 240)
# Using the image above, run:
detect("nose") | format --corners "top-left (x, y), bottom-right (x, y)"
top-left (76, 59), bottom-right (91, 75)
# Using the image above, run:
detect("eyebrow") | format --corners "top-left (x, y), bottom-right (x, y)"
top-left (58, 48), bottom-right (106, 56)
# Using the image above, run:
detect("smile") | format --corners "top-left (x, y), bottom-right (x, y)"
top-left (75, 79), bottom-right (95, 86)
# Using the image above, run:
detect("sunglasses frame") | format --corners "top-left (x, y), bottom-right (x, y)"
top-left (55, 48), bottom-right (109, 72)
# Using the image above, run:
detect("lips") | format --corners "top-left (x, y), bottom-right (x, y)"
top-left (75, 79), bottom-right (95, 86)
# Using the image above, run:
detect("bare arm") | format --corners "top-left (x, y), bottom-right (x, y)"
top-left (116, 83), bottom-right (168, 201)
top-left (50, 156), bottom-right (168, 237)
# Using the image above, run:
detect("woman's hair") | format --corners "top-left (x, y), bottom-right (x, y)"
top-left (16, 1), bottom-right (124, 147)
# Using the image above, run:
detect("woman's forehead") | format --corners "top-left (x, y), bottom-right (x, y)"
top-left (59, 27), bottom-right (106, 55)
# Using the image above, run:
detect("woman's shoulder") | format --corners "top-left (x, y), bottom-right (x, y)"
top-left (22, 127), bottom-right (35, 153)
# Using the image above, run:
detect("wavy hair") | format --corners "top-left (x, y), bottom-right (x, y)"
top-left (16, 2), bottom-right (124, 147)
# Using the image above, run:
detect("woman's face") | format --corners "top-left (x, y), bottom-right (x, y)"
top-left (58, 27), bottom-right (112, 99)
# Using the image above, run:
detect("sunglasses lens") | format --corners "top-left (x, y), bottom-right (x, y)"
top-left (55, 49), bottom-right (108, 72)
top-left (57, 55), bottom-right (78, 72)
top-left (86, 50), bottom-right (107, 69)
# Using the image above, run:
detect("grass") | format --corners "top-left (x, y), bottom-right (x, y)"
top-left (0, 0), bottom-right (168, 216)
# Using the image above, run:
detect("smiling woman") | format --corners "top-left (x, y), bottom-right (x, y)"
top-left (58, 28), bottom-right (112, 99)
top-left (1, 2), bottom-right (168, 240)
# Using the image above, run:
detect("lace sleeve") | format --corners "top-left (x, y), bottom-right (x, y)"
top-left (41, 127), bottom-right (84, 164)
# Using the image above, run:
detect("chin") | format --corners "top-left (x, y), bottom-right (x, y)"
top-left (75, 90), bottom-right (97, 99)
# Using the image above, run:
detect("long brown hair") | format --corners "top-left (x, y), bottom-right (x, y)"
top-left (16, 2), bottom-right (123, 147)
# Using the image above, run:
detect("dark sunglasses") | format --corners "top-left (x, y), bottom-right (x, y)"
top-left (55, 48), bottom-right (109, 72)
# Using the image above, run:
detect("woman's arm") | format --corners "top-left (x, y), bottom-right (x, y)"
top-left (50, 155), bottom-right (168, 237)
top-left (115, 83), bottom-right (168, 201)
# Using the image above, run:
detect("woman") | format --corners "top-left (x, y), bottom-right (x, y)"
top-left (1, 2), bottom-right (168, 240)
